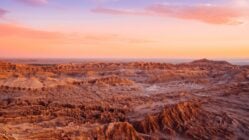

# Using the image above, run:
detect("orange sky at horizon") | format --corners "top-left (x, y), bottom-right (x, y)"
top-left (0, 0), bottom-right (249, 59)
top-left (0, 22), bottom-right (248, 59)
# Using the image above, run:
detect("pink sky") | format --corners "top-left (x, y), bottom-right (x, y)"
top-left (0, 0), bottom-right (248, 58)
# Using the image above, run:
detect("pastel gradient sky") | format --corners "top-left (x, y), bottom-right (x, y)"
top-left (0, 0), bottom-right (248, 58)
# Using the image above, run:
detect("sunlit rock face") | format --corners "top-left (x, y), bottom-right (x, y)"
top-left (0, 59), bottom-right (249, 140)
top-left (0, 128), bottom-right (16, 140)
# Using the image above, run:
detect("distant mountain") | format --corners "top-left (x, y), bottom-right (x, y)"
top-left (190, 58), bottom-right (232, 66)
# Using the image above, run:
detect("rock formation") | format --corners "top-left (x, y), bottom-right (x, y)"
top-left (0, 59), bottom-right (248, 140)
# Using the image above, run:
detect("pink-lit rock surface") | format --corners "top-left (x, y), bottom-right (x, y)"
top-left (0, 59), bottom-right (248, 140)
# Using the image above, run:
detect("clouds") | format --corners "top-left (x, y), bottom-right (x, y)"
top-left (0, 23), bottom-right (153, 47)
top-left (8, 0), bottom-right (249, 25)
top-left (0, 23), bottom-right (61, 38)
top-left (146, 4), bottom-right (243, 25)
top-left (0, 8), bottom-right (8, 18)
top-left (0, 23), bottom-right (158, 58)
top-left (91, 7), bottom-right (144, 16)
top-left (13, 0), bottom-right (119, 6)
top-left (232, 0), bottom-right (249, 7)
top-left (11, 0), bottom-right (246, 25)
top-left (14, 0), bottom-right (48, 6)
top-left (0, 0), bottom-right (248, 58)
top-left (91, 2), bottom-right (247, 25)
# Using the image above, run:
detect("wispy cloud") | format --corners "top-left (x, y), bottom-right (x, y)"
top-left (0, 23), bottom-right (154, 45)
top-left (0, 23), bottom-right (157, 58)
top-left (91, 7), bottom-right (144, 16)
top-left (91, 7), bottom-right (138, 15)
top-left (92, 3), bottom-right (247, 25)
top-left (14, 0), bottom-right (48, 6)
top-left (0, 23), bottom-right (61, 38)
top-left (146, 4), bottom-right (243, 25)
top-left (76, 33), bottom-right (154, 44)
top-left (0, 8), bottom-right (8, 18)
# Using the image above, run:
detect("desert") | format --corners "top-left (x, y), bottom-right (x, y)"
top-left (0, 59), bottom-right (248, 140)
top-left (1, 0), bottom-right (249, 139)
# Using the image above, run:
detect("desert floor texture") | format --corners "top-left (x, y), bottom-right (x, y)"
top-left (0, 59), bottom-right (249, 140)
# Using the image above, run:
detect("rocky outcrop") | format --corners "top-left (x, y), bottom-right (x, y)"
top-left (88, 76), bottom-right (135, 86)
top-left (90, 122), bottom-right (143, 140)
top-left (133, 101), bottom-right (200, 138)
top-left (0, 128), bottom-right (16, 140)
top-left (132, 101), bottom-right (239, 140)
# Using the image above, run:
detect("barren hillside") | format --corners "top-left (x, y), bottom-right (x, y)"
top-left (0, 59), bottom-right (249, 140)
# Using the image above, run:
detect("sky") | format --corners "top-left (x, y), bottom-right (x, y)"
top-left (0, 0), bottom-right (248, 59)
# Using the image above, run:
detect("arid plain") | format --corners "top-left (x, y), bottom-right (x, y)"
top-left (0, 59), bottom-right (249, 140)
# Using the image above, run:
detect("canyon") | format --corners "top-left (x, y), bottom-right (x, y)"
top-left (0, 59), bottom-right (249, 140)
